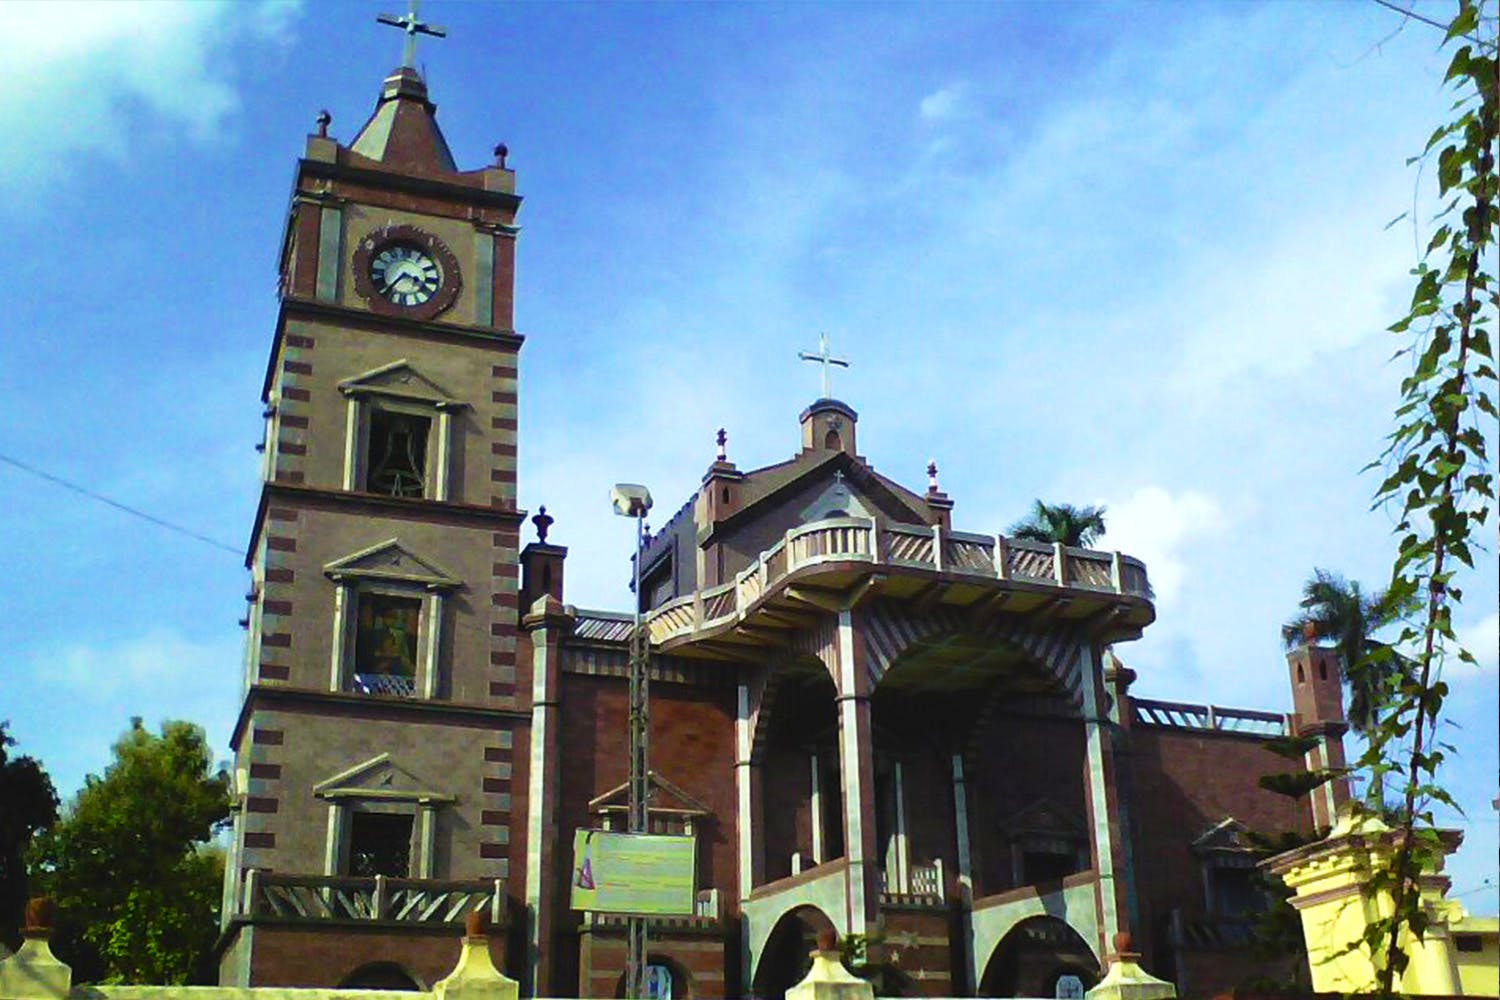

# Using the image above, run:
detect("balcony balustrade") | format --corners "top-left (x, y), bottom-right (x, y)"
top-left (646, 516), bottom-right (1151, 646)
top-left (1132, 698), bottom-right (1288, 736)
top-left (237, 870), bottom-right (503, 925)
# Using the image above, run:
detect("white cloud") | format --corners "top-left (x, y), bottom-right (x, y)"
top-left (1103, 486), bottom-right (1228, 608)
top-left (1453, 610), bottom-right (1499, 680)
top-left (918, 83), bottom-right (968, 122)
top-left (44, 628), bottom-right (242, 700)
top-left (0, 1), bottom-right (298, 196)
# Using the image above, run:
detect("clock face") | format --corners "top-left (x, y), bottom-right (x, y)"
top-left (370, 244), bottom-right (442, 307)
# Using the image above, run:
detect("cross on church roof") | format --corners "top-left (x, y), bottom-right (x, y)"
top-left (798, 332), bottom-right (851, 400)
top-left (377, 0), bottom-right (447, 69)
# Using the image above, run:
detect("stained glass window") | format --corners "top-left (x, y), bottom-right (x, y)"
top-left (354, 593), bottom-right (421, 696)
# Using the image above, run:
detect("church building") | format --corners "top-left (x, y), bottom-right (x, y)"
top-left (215, 24), bottom-right (1351, 1000)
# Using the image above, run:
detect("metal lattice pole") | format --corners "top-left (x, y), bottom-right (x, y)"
top-left (626, 511), bottom-right (650, 999)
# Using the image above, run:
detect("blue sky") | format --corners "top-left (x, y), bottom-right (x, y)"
top-left (1, 1), bottom-right (1494, 912)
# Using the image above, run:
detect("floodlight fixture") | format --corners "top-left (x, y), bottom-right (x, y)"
top-left (611, 483), bottom-right (653, 519)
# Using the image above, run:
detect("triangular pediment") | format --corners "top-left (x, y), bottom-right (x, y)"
top-left (324, 539), bottom-right (461, 590)
top-left (1192, 817), bottom-right (1254, 854)
top-left (339, 360), bottom-right (465, 408)
top-left (799, 470), bottom-right (877, 522)
top-left (1000, 799), bottom-right (1086, 840)
top-left (727, 452), bottom-right (932, 532)
top-left (313, 753), bottom-right (454, 803)
top-left (588, 770), bottom-right (711, 817)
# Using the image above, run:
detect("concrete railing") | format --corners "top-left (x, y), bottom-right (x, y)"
top-left (646, 516), bottom-right (1151, 644)
top-left (237, 871), bottom-right (504, 925)
top-left (1131, 698), bottom-right (1288, 736)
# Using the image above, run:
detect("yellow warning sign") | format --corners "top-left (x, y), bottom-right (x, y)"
top-left (570, 829), bottom-right (697, 916)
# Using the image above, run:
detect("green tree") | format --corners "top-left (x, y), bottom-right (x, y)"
top-left (1279, 569), bottom-right (1407, 732)
top-left (1008, 500), bottom-right (1108, 547)
top-left (0, 722), bottom-right (59, 950)
top-left (29, 719), bottom-right (231, 984)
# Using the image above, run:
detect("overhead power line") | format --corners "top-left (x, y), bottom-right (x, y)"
top-left (0, 451), bottom-right (242, 557)
top-left (1369, 0), bottom-right (1498, 49)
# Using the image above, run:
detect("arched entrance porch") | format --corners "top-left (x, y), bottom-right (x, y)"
top-left (751, 905), bottom-right (838, 1000)
top-left (977, 916), bottom-right (1100, 998)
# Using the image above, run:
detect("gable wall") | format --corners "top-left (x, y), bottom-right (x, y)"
top-left (556, 673), bottom-right (740, 905)
top-left (1123, 725), bottom-right (1312, 941)
top-left (710, 472), bottom-right (884, 585)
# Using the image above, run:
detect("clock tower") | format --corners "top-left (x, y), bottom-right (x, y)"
top-left (218, 51), bottom-right (529, 988)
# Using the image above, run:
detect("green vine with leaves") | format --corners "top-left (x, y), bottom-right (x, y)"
top-left (1356, 0), bottom-right (1497, 993)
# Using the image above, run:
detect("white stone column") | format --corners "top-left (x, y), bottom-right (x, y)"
top-left (893, 759), bottom-right (910, 893)
top-left (422, 593), bottom-right (445, 698)
top-left (329, 582), bottom-right (352, 691)
top-left (810, 752), bottom-right (824, 865)
top-left (324, 801), bottom-right (347, 875)
top-left (1078, 643), bottom-right (1125, 950)
top-left (736, 683), bottom-right (756, 898)
top-left (342, 397), bottom-right (361, 490)
top-left (836, 608), bottom-right (877, 935)
top-left (418, 803), bottom-right (438, 879)
top-left (434, 409), bottom-right (452, 501)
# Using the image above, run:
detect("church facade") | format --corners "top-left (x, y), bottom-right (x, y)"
top-left (215, 48), bottom-right (1351, 1000)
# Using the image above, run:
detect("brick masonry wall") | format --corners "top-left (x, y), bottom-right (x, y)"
top-left (966, 713), bottom-right (1088, 897)
top-left (244, 923), bottom-right (509, 988)
top-left (271, 331), bottom-right (315, 487)
top-left (883, 908), bottom-right (955, 997)
top-left (761, 744), bottom-right (814, 882)
top-left (479, 732), bottom-right (515, 878)
top-left (240, 719), bottom-right (286, 866)
top-left (578, 927), bottom-right (732, 1000)
top-left (1125, 724), bottom-right (1312, 981)
top-left (556, 674), bottom-right (739, 905)
top-left (255, 508), bottom-right (300, 686)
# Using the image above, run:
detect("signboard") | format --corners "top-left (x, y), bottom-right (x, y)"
top-left (570, 829), bottom-right (696, 916)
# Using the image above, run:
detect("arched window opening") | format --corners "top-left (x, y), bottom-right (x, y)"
top-left (339, 962), bottom-right (422, 991)
top-left (824, 429), bottom-right (842, 450)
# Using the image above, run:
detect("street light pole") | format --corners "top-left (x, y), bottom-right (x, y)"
top-left (611, 484), bottom-right (653, 999)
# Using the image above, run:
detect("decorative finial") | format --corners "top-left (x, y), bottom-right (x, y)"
top-left (24, 897), bottom-right (56, 937)
top-left (927, 460), bottom-right (939, 491)
top-left (494, 143), bottom-right (509, 168)
top-left (716, 428), bottom-right (727, 461)
top-left (316, 109), bottom-right (332, 137)
top-left (1301, 621), bottom-right (1319, 645)
top-left (464, 907), bottom-right (489, 940)
top-left (816, 927), bottom-right (838, 953)
top-left (532, 505), bottom-right (554, 544)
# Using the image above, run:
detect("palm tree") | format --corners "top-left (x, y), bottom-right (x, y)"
top-left (1008, 500), bottom-right (1108, 548)
top-left (1281, 568), bottom-right (1406, 732)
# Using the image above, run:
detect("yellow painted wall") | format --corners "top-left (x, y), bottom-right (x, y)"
top-left (1266, 811), bottom-right (1497, 995)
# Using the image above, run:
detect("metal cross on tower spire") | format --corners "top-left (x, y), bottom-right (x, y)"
top-left (798, 332), bottom-right (851, 400)
top-left (377, 0), bottom-right (447, 69)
